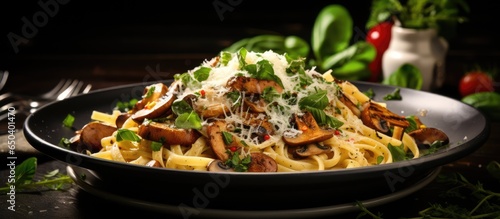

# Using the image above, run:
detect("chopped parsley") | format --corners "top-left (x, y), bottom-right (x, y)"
top-left (225, 151), bottom-right (251, 172)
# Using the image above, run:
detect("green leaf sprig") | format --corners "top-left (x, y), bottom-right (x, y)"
top-left (355, 160), bottom-right (500, 218)
top-left (0, 157), bottom-right (73, 193)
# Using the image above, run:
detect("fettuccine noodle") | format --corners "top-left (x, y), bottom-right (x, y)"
top-left (72, 49), bottom-right (430, 173)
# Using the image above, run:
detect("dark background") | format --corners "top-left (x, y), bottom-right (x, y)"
top-left (0, 0), bottom-right (499, 94)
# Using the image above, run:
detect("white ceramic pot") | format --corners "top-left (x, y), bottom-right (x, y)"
top-left (382, 26), bottom-right (448, 91)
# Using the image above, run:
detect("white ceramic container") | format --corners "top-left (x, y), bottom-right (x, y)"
top-left (382, 26), bottom-right (448, 91)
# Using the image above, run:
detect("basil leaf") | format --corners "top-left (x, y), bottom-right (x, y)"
top-left (330, 60), bottom-right (372, 81)
top-left (174, 72), bottom-right (200, 90)
top-left (363, 88), bottom-right (375, 99)
top-left (171, 95), bottom-right (203, 129)
top-left (116, 129), bottom-right (141, 142)
top-left (405, 115), bottom-right (420, 133)
top-left (284, 35), bottom-right (310, 59)
top-left (382, 63), bottom-right (423, 90)
top-left (322, 41), bottom-right (376, 70)
top-left (305, 106), bottom-right (344, 129)
top-left (312, 4), bottom-right (353, 65)
top-left (383, 88), bottom-right (402, 100)
top-left (461, 92), bottom-right (500, 121)
top-left (245, 59), bottom-right (284, 89)
top-left (262, 86), bottom-right (281, 102)
top-left (220, 51), bottom-right (233, 66)
top-left (175, 112), bottom-right (202, 130)
top-left (299, 89), bottom-right (329, 110)
top-left (287, 58), bottom-right (314, 89)
top-left (172, 100), bottom-right (194, 115)
top-left (150, 141), bottom-right (163, 152)
top-left (193, 67), bottom-right (211, 82)
top-left (14, 157), bottom-right (37, 186)
top-left (387, 143), bottom-right (408, 162)
top-left (238, 47), bottom-right (248, 69)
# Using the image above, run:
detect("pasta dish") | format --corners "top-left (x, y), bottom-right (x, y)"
top-left (68, 49), bottom-right (449, 172)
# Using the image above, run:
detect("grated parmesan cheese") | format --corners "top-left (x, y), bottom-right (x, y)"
top-left (173, 49), bottom-right (341, 144)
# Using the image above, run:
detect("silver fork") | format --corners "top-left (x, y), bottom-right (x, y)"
top-left (0, 78), bottom-right (75, 104)
top-left (0, 80), bottom-right (92, 121)
top-left (0, 71), bottom-right (9, 92)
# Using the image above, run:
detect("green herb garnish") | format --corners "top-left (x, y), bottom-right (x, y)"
top-left (171, 100), bottom-right (202, 130)
top-left (222, 131), bottom-right (233, 145)
top-left (0, 157), bottom-right (73, 193)
top-left (115, 98), bottom-right (138, 112)
top-left (383, 88), bottom-right (402, 100)
top-left (116, 129), bottom-right (141, 142)
top-left (150, 141), bottom-right (163, 152)
top-left (62, 114), bottom-right (75, 128)
top-left (224, 151), bottom-right (251, 172)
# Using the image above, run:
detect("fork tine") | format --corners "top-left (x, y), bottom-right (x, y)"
top-left (82, 84), bottom-right (92, 94)
top-left (69, 81), bottom-right (84, 97)
top-left (41, 79), bottom-right (72, 99)
top-left (56, 80), bottom-right (80, 100)
top-left (0, 71), bottom-right (9, 92)
top-left (0, 78), bottom-right (69, 103)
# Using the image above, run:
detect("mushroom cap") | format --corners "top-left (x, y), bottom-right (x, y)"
top-left (282, 111), bottom-right (335, 146)
top-left (207, 160), bottom-right (234, 172)
top-left (295, 143), bottom-right (331, 157)
top-left (360, 101), bottom-right (410, 134)
top-left (247, 152), bottom-right (278, 172)
top-left (408, 127), bottom-right (450, 146)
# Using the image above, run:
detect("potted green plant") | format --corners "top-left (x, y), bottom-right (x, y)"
top-left (366, 0), bottom-right (469, 91)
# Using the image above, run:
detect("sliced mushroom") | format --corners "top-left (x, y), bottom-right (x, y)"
top-left (133, 83), bottom-right (169, 111)
top-left (137, 121), bottom-right (200, 146)
top-left (243, 97), bottom-right (267, 113)
top-left (338, 92), bottom-right (361, 117)
top-left (247, 152), bottom-right (278, 172)
top-left (227, 76), bottom-right (283, 94)
top-left (360, 101), bottom-right (410, 140)
top-left (195, 103), bottom-right (229, 118)
top-left (408, 127), bottom-right (449, 146)
top-left (282, 111), bottom-right (335, 146)
top-left (295, 143), bottom-right (331, 157)
top-left (206, 120), bottom-right (246, 161)
top-left (79, 121), bottom-right (117, 152)
top-left (207, 120), bottom-right (229, 161)
top-left (207, 159), bottom-right (234, 172)
top-left (115, 113), bottom-right (131, 128)
top-left (131, 81), bottom-right (180, 123)
top-left (239, 112), bottom-right (275, 137)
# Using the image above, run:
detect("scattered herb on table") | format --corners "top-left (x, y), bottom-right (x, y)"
top-left (0, 157), bottom-right (73, 193)
top-left (355, 160), bottom-right (500, 219)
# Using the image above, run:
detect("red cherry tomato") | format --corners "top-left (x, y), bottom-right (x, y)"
top-left (366, 21), bottom-right (393, 82)
top-left (459, 71), bottom-right (494, 97)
